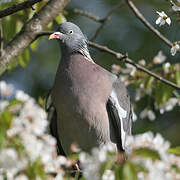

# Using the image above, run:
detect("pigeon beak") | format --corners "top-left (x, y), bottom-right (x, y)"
top-left (49, 32), bottom-right (62, 40)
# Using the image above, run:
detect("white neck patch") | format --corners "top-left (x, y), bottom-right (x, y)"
top-left (79, 45), bottom-right (95, 63)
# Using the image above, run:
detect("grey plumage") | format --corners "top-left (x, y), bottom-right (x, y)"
top-left (46, 22), bottom-right (132, 156)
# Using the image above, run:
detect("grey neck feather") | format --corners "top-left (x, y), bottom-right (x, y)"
top-left (60, 39), bottom-right (94, 63)
top-left (78, 44), bottom-right (94, 63)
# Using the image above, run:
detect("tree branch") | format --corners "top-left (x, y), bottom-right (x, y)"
top-left (33, 31), bottom-right (180, 90)
top-left (0, 0), bottom-right (71, 75)
top-left (0, 0), bottom-right (42, 18)
top-left (0, 21), bottom-right (3, 55)
top-left (72, 5), bottom-right (180, 89)
top-left (126, 0), bottom-right (173, 48)
top-left (88, 41), bottom-right (180, 90)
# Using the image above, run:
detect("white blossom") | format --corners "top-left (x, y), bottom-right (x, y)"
top-left (170, 0), bottom-right (180, 11)
top-left (122, 63), bottom-right (136, 76)
top-left (140, 108), bottom-right (156, 121)
top-left (111, 64), bottom-right (121, 75)
top-left (164, 98), bottom-right (178, 111)
top-left (135, 83), bottom-right (147, 101)
top-left (147, 110), bottom-right (156, 121)
top-left (57, 156), bottom-right (68, 166)
top-left (7, 117), bottom-right (24, 137)
top-left (0, 100), bottom-right (8, 112)
top-left (132, 108), bottom-right (137, 122)
top-left (159, 98), bottom-right (179, 114)
top-left (170, 42), bottom-right (180, 56)
top-left (0, 148), bottom-right (18, 170)
top-left (15, 174), bottom-right (28, 180)
top-left (21, 132), bottom-right (44, 161)
top-left (54, 171), bottom-right (65, 180)
top-left (0, 148), bottom-right (27, 179)
top-left (80, 143), bottom-right (116, 180)
top-left (156, 11), bottom-right (171, 26)
top-left (79, 152), bottom-right (87, 163)
top-left (0, 81), bottom-right (14, 98)
top-left (138, 59), bottom-right (146, 66)
top-left (153, 51), bottom-right (166, 64)
top-left (0, 82), bottom-right (66, 179)
top-left (125, 132), bottom-right (180, 180)
top-left (163, 62), bottom-right (171, 73)
top-left (15, 90), bottom-right (30, 102)
top-left (102, 169), bottom-right (115, 180)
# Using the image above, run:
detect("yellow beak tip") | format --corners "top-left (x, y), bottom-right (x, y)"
top-left (48, 34), bottom-right (54, 40)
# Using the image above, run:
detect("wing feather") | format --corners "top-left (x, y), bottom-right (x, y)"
top-left (45, 92), bottom-right (66, 156)
top-left (106, 79), bottom-right (132, 151)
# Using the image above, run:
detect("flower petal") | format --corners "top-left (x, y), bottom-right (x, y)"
top-left (166, 18), bottom-right (171, 25)
top-left (156, 17), bottom-right (162, 25)
top-left (170, 46), bottom-right (177, 56)
top-left (156, 11), bottom-right (162, 16)
top-left (161, 11), bottom-right (167, 17)
top-left (172, 4), bottom-right (180, 11)
top-left (159, 19), bottom-right (166, 26)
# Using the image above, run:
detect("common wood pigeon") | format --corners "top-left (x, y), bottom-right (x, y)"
top-left (46, 22), bottom-right (132, 157)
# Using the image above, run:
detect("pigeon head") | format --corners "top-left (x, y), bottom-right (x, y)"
top-left (49, 22), bottom-right (92, 60)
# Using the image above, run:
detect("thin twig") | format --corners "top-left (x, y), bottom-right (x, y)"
top-left (74, 3), bottom-right (124, 41)
top-left (88, 41), bottom-right (180, 90)
top-left (0, 0), bottom-right (42, 18)
top-left (126, 0), bottom-right (173, 48)
top-left (91, 3), bottom-right (124, 41)
top-left (33, 31), bottom-right (180, 90)
top-left (74, 9), bottom-right (102, 23)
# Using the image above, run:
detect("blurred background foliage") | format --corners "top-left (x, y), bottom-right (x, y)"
top-left (0, 0), bottom-right (180, 146)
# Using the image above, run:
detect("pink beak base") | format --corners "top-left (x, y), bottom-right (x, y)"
top-left (49, 32), bottom-right (62, 40)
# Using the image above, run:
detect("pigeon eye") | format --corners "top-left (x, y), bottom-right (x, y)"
top-left (69, 30), bottom-right (73, 34)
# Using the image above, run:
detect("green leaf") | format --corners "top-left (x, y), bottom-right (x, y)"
top-left (55, 13), bottom-right (66, 24)
top-left (175, 71), bottom-right (180, 85)
top-left (168, 146), bottom-right (180, 156)
top-left (134, 164), bottom-right (148, 173)
top-left (6, 98), bottom-right (22, 108)
top-left (47, 21), bottom-right (53, 29)
top-left (155, 83), bottom-right (173, 107)
top-left (17, 48), bottom-right (30, 67)
top-left (114, 165), bottom-right (123, 180)
top-left (0, 111), bottom-right (13, 149)
top-left (79, 177), bottom-right (85, 180)
top-left (67, 153), bottom-right (79, 160)
top-left (2, 16), bottom-right (16, 40)
top-left (38, 97), bottom-right (45, 108)
top-left (26, 157), bottom-right (46, 180)
top-left (171, 164), bottom-right (180, 173)
top-left (16, 20), bottom-right (23, 33)
top-left (7, 60), bottom-right (19, 71)
top-left (99, 160), bottom-right (115, 177)
top-left (133, 147), bottom-right (161, 160)
top-left (122, 161), bottom-right (137, 180)
top-left (145, 76), bottom-right (154, 89)
top-left (162, 87), bottom-right (173, 104)
top-left (30, 39), bottom-right (40, 51)
top-left (8, 136), bottom-right (24, 154)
